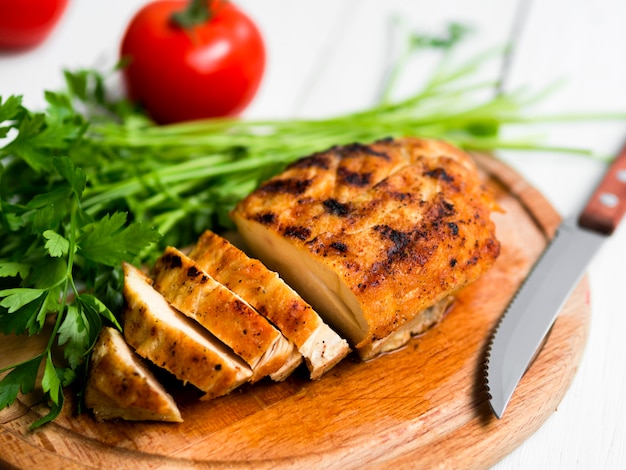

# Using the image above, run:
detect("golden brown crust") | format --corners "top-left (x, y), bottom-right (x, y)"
top-left (85, 327), bottom-right (183, 423)
top-left (122, 263), bottom-right (252, 400)
top-left (188, 232), bottom-right (320, 347)
top-left (231, 137), bottom-right (500, 353)
top-left (188, 230), bottom-right (350, 379)
top-left (152, 247), bottom-right (294, 382)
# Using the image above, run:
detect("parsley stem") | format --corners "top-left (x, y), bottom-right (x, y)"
top-left (82, 153), bottom-right (296, 214)
top-left (45, 195), bottom-right (79, 354)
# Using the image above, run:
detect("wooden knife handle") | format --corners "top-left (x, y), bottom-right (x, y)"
top-left (578, 142), bottom-right (626, 235)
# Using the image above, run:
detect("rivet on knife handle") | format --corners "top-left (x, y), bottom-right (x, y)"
top-left (578, 143), bottom-right (626, 234)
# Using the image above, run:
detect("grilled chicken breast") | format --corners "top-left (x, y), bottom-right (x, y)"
top-left (152, 247), bottom-right (299, 383)
top-left (231, 137), bottom-right (500, 359)
top-left (85, 327), bottom-right (182, 423)
top-left (188, 230), bottom-right (350, 380)
top-left (122, 263), bottom-right (252, 400)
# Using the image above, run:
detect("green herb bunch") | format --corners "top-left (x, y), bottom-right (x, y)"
top-left (0, 24), bottom-right (623, 427)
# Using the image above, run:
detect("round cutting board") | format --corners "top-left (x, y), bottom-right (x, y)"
top-left (0, 154), bottom-right (590, 469)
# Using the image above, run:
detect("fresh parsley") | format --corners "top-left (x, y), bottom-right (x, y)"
top-left (0, 130), bottom-right (160, 427)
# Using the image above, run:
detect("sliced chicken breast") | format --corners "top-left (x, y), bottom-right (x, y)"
top-left (85, 326), bottom-right (182, 423)
top-left (188, 230), bottom-right (350, 379)
top-left (152, 247), bottom-right (300, 382)
top-left (122, 263), bottom-right (252, 400)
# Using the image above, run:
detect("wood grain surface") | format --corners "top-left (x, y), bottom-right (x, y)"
top-left (0, 154), bottom-right (590, 469)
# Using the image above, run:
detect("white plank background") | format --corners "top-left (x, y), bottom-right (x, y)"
top-left (1, 1), bottom-right (625, 468)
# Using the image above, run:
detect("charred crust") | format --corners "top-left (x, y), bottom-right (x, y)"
top-left (442, 200), bottom-right (455, 214)
top-left (357, 223), bottom-right (436, 290)
top-left (284, 225), bottom-right (311, 241)
top-left (288, 152), bottom-right (331, 170)
top-left (329, 241), bottom-right (348, 253)
top-left (306, 237), bottom-right (323, 254)
top-left (259, 178), bottom-right (312, 195)
top-left (375, 226), bottom-right (411, 261)
top-left (424, 167), bottom-right (453, 183)
top-left (374, 225), bottom-right (417, 258)
top-left (466, 255), bottom-right (479, 266)
top-left (450, 258), bottom-right (458, 267)
top-left (337, 167), bottom-right (372, 187)
top-left (187, 266), bottom-right (201, 278)
top-left (254, 212), bottom-right (276, 225)
top-left (448, 222), bottom-right (459, 236)
top-left (323, 198), bottom-right (351, 216)
top-left (333, 142), bottom-right (392, 161)
top-left (427, 196), bottom-right (457, 220)
top-left (162, 252), bottom-right (182, 269)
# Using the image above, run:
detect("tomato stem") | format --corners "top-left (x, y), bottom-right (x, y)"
top-left (171, 0), bottom-right (220, 29)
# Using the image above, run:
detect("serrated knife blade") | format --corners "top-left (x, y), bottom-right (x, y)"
top-left (486, 142), bottom-right (626, 418)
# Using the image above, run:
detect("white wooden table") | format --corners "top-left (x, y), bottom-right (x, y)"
top-left (1, 1), bottom-right (625, 468)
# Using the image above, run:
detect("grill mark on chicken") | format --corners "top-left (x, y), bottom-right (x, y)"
top-left (352, 224), bottom-right (434, 291)
top-left (306, 237), bottom-right (350, 257)
top-left (329, 241), bottom-right (348, 253)
top-left (161, 252), bottom-right (182, 270)
top-left (333, 142), bottom-right (392, 161)
top-left (254, 212), bottom-right (276, 225)
top-left (337, 167), bottom-right (372, 187)
top-left (323, 198), bottom-right (351, 216)
top-left (442, 200), bottom-right (455, 214)
top-left (424, 167), bottom-right (454, 182)
top-left (373, 225), bottom-right (415, 260)
top-left (186, 265), bottom-right (209, 283)
top-left (288, 152), bottom-right (331, 170)
top-left (258, 177), bottom-right (312, 195)
top-left (284, 225), bottom-right (311, 240)
top-left (448, 222), bottom-right (459, 236)
top-left (163, 252), bottom-right (182, 268)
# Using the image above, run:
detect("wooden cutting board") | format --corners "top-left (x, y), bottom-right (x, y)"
top-left (0, 154), bottom-right (590, 469)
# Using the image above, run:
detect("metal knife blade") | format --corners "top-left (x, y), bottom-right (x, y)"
top-left (486, 142), bottom-right (626, 418)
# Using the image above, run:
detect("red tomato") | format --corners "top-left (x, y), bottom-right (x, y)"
top-left (120, 0), bottom-right (266, 124)
top-left (0, 0), bottom-right (69, 49)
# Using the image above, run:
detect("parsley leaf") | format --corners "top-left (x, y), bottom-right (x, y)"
top-left (0, 356), bottom-right (41, 410)
top-left (79, 212), bottom-right (161, 267)
top-left (43, 230), bottom-right (70, 258)
top-left (53, 156), bottom-right (86, 199)
top-left (0, 262), bottom-right (30, 279)
top-left (0, 288), bottom-right (46, 313)
top-left (57, 305), bottom-right (89, 370)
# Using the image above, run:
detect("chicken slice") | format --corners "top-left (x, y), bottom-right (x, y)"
top-left (85, 326), bottom-right (182, 423)
top-left (231, 137), bottom-right (500, 360)
top-left (152, 247), bottom-right (300, 383)
top-left (188, 230), bottom-right (351, 380)
top-left (122, 263), bottom-right (251, 400)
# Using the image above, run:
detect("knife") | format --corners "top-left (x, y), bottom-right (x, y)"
top-left (486, 141), bottom-right (626, 418)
